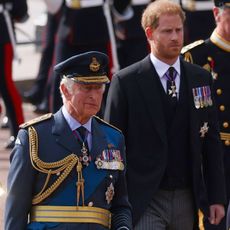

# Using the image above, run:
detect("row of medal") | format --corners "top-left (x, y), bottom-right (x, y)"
top-left (95, 149), bottom-right (124, 170)
top-left (192, 86), bottom-right (213, 109)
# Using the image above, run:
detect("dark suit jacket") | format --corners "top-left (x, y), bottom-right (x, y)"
top-left (5, 109), bottom-right (132, 230)
top-left (104, 55), bottom-right (226, 225)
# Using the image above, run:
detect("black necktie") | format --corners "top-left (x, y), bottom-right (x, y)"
top-left (77, 126), bottom-right (87, 142)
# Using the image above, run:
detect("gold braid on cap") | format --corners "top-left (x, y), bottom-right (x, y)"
top-left (72, 76), bottom-right (110, 83)
top-left (28, 126), bottom-right (84, 205)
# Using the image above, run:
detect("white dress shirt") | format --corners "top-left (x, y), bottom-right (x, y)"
top-left (62, 106), bottom-right (92, 150)
top-left (150, 53), bottom-right (181, 99)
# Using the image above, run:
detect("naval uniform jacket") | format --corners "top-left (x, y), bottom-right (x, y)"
top-left (104, 55), bottom-right (226, 225)
top-left (5, 109), bottom-right (132, 230)
top-left (181, 34), bottom-right (230, 221)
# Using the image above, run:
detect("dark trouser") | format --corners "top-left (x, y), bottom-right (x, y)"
top-left (135, 189), bottom-right (195, 230)
top-left (31, 11), bottom-right (61, 103)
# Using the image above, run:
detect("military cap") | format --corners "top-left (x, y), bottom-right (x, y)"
top-left (214, 0), bottom-right (230, 7)
top-left (54, 51), bottom-right (110, 84)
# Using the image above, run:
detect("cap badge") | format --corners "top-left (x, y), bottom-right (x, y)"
top-left (89, 57), bottom-right (100, 72)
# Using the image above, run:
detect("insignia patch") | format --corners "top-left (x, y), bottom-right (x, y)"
top-left (200, 122), bottom-right (209, 138)
top-left (105, 183), bottom-right (115, 204)
top-left (89, 57), bottom-right (100, 72)
top-left (192, 86), bottom-right (213, 109)
top-left (95, 149), bottom-right (124, 170)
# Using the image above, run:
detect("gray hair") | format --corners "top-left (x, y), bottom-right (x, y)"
top-left (59, 77), bottom-right (75, 100)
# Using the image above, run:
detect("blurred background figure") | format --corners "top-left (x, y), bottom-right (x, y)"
top-left (0, 0), bottom-right (28, 148)
top-left (181, 0), bottom-right (230, 229)
top-left (114, 0), bottom-right (150, 69)
top-left (23, 0), bottom-right (64, 114)
top-left (50, 0), bottom-right (133, 114)
top-left (175, 0), bottom-right (216, 44)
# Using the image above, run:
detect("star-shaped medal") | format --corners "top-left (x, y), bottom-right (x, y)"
top-left (105, 183), bottom-right (115, 204)
top-left (199, 122), bottom-right (209, 138)
top-left (168, 85), bottom-right (177, 97)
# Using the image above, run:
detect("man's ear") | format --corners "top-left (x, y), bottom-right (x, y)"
top-left (60, 84), bottom-right (71, 99)
top-left (213, 7), bottom-right (220, 22)
top-left (145, 26), bottom-right (154, 40)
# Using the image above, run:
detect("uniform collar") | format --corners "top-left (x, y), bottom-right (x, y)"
top-left (210, 29), bottom-right (230, 52)
top-left (62, 106), bottom-right (92, 133)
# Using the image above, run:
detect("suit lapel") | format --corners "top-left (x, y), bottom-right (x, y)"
top-left (136, 56), bottom-right (167, 144)
top-left (180, 60), bottom-right (201, 170)
top-left (90, 118), bottom-right (108, 160)
top-left (180, 60), bottom-right (199, 128)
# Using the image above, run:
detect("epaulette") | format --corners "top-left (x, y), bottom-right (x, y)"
top-left (93, 116), bottom-right (122, 133)
top-left (19, 113), bottom-right (53, 128)
top-left (181, 40), bottom-right (204, 54)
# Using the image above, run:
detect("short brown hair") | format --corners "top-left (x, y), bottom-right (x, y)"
top-left (141, 0), bottom-right (186, 30)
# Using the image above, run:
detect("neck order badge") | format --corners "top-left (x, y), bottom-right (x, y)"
top-left (165, 67), bottom-right (177, 98)
top-left (74, 126), bottom-right (91, 166)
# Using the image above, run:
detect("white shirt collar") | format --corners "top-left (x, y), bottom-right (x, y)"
top-left (150, 53), bottom-right (181, 78)
top-left (62, 106), bottom-right (92, 133)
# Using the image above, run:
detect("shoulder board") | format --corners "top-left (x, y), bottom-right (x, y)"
top-left (93, 116), bottom-right (122, 133)
top-left (20, 113), bottom-right (53, 128)
top-left (181, 40), bottom-right (204, 54)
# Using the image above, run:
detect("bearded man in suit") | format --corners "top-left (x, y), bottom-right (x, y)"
top-left (104, 1), bottom-right (226, 229)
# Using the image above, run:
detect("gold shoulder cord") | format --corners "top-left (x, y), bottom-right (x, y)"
top-left (184, 52), bottom-right (194, 64)
top-left (28, 126), bottom-right (83, 205)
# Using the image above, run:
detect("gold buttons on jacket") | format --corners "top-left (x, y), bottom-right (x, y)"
top-left (216, 89), bottom-right (222, 95)
top-left (225, 140), bottom-right (230, 146)
top-left (219, 105), bottom-right (225, 111)
top-left (223, 122), bottom-right (229, 128)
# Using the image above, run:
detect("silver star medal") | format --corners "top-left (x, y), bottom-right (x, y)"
top-left (168, 85), bottom-right (177, 97)
top-left (200, 122), bottom-right (209, 138)
top-left (105, 183), bottom-right (115, 204)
